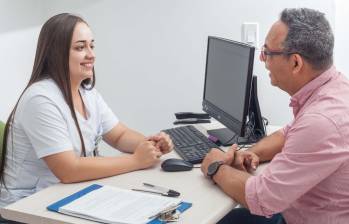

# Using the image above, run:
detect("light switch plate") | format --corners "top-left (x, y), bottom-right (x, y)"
top-left (241, 22), bottom-right (259, 48)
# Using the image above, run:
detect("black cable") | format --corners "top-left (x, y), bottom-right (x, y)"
top-left (262, 117), bottom-right (269, 125)
top-left (234, 115), bottom-right (255, 149)
top-left (262, 117), bottom-right (269, 133)
top-left (221, 113), bottom-right (270, 148)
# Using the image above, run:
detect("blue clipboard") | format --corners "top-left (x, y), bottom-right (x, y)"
top-left (47, 184), bottom-right (192, 224)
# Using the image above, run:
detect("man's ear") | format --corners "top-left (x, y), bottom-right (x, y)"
top-left (291, 54), bottom-right (303, 74)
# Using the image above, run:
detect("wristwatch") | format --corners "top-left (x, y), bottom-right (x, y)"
top-left (207, 161), bottom-right (225, 179)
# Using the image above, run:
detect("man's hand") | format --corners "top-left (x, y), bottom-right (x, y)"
top-left (201, 147), bottom-right (236, 176)
top-left (146, 132), bottom-right (174, 154)
top-left (232, 149), bottom-right (259, 173)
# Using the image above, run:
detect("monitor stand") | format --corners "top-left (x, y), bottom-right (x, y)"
top-left (207, 128), bottom-right (250, 146)
top-left (206, 76), bottom-right (265, 147)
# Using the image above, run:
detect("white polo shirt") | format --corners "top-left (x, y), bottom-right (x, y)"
top-left (0, 78), bottom-right (118, 207)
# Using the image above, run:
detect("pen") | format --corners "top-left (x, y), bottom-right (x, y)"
top-left (143, 183), bottom-right (180, 197)
top-left (131, 189), bottom-right (170, 197)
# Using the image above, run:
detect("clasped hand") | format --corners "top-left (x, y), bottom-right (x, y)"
top-left (133, 132), bottom-right (174, 169)
top-left (146, 132), bottom-right (174, 154)
top-left (201, 144), bottom-right (260, 176)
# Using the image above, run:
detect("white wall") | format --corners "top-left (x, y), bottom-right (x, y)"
top-left (334, 0), bottom-right (349, 75)
top-left (40, 0), bottom-right (335, 135)
top-left (0, 0), bottom-right (43, 121)
top-left (1, 0), bottom-right (336, 136)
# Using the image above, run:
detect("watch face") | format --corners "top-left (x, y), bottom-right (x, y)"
top-left (207, 161), bottom-right (223, 177)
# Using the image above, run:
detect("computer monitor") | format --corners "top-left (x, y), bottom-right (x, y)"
top-left (249, 75), bottom-right (266, 141)
top-left (202, 36), bottom-right (265, 145)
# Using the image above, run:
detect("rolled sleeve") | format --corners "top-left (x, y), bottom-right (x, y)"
top-left (246, 176), bottom-right (277, 217)
top-left (245, 113), bottom-right (346, 217)
top-left (281, 122), bottom-right (291, 136)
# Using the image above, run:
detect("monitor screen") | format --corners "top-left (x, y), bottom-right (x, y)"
top-left (202, 36), bottom-right (255, 137)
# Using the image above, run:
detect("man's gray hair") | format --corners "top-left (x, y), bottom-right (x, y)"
top-left (280, 8), bottom-right (334, 71)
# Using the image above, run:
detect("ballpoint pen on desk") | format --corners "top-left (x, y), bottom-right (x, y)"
top-left (131, 183), bottom-right (180, 197)
top-left (143, 183), bottom-right (180, 197)
top-left (131, 189), bottom-right (173, 197)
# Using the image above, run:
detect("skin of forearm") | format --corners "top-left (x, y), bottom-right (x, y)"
top-left (248, 130), bottom-right (285, 162)
top-left (60, 154), bottom-right (143, 183)
top-left (213, 165), bottom-right (251, 208)
top-left (113, 129), bottom-right (146, 153)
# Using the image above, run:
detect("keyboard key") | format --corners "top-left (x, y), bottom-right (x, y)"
top-left (163, 125), bottom-right (222, 164)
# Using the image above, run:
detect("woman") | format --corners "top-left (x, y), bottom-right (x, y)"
top-left (0, 13), bottom-right (173, 208)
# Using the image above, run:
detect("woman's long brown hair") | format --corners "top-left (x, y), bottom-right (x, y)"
top-left (0, 13), bottom-right (95, 187)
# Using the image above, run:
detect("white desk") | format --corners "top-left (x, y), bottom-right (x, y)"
top-left (0, 123), bottom-right (280, 224)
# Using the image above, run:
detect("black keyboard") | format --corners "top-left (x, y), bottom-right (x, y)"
top-left (163, 125), bottom-right (221, 164)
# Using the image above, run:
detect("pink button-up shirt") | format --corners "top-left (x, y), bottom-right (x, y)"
top-left (245, 66), bottom-right (349, 224)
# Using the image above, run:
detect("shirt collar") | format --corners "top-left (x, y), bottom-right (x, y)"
top-left (289, 66), bottom-right (337, 116)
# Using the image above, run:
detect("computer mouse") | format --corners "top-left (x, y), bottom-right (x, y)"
top-left (161, 158), bottom-right (194, 172)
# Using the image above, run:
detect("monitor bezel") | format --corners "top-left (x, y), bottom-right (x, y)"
top-left (202, 36), bottom-right (255, 137)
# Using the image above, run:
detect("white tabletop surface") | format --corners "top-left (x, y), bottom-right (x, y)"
top-left (0, 122), bottom-right (280, 224)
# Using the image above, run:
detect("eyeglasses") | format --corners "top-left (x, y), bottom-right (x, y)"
top-left (259, 46), bottom-right (299, 62)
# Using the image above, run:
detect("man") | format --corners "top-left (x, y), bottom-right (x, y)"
top-left (201, 8), bottom-right (349, 224)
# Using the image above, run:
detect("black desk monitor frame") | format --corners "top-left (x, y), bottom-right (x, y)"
top-left (202, 36), bottom-right (265, 145)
